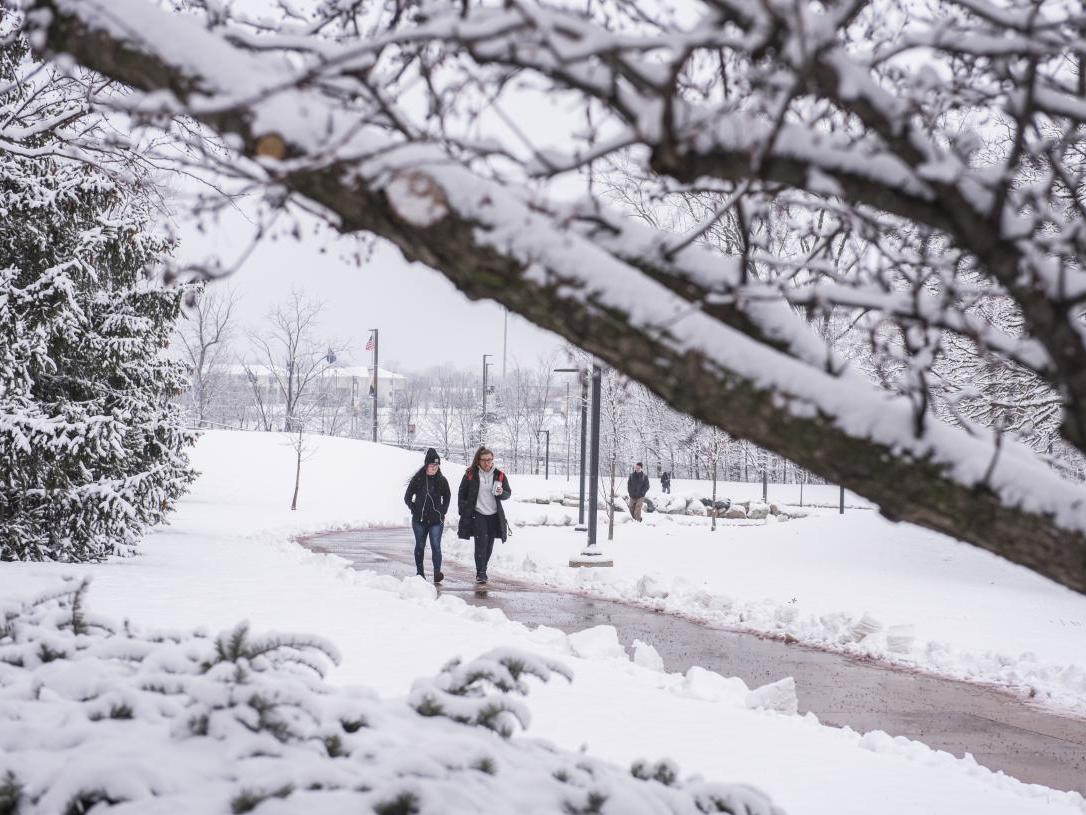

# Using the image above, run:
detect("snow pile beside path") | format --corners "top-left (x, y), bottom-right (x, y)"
top-left (746, 678), bottom-right (799, 715)
top-left (1, 430), bottom-right (1083, 814)
top-left (0, 579), bottom-right (783, 815)
top-left (447, 517), bottom-right (1086, 717)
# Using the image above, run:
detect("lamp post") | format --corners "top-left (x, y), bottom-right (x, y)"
top-left (481, 354), bottom-right (494, 444)
top-left (554, 367), bottom-right (588, 529)
top-left (537, 430), bottom-right (550, 480)
top-left (585, 364), bottom-right (602, 552)
top-left (369, 329), bottom-right (379, 443)
top-left (565, 363), bottom-right (610, 567)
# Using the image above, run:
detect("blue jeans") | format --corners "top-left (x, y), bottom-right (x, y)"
top-left (412, 521), bottom-right (443, 576)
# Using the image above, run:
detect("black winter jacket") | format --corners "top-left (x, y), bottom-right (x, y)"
top-left (457, 466), bottom-right (512, 541)
top-left (404, 468), bottom-right (451, 526)
top-left (627, 470), bottom-right (650, 499)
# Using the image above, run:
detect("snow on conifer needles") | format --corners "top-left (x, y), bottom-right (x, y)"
top-left (0, 33), bottom-right (195, 562)
top-left (0, 579), bottom-right (783, 815)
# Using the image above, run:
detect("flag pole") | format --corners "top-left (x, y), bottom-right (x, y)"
top-left (370, 329), bottom-right (379, 443)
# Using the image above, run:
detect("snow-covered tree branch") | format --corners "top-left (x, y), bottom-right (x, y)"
top-left (14, 0), bottom-right (1086, 592)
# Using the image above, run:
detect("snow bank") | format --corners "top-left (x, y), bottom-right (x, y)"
top-left (460, 489), bottom-right (1086, 717)
top-left (0, 579), bottom-right (783, 815)
top-left (2, 431), bottom-right (1083, 814)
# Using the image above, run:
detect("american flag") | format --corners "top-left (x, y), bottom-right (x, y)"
top-left (365, 331), bottom-right (375, 351)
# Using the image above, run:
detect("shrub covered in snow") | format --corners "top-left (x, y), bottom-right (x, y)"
top-left (0, 37), bottom-right (194, 562)
top-left (0, 579), bottom-right (784, 814)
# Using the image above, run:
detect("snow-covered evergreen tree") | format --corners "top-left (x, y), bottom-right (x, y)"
top-left (0, 37), bottom-right (194, 562)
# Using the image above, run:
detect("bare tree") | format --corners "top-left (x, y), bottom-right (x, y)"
top-left (248, 290), bottom-right (340, 433)
top-left (174, 284), bottom-right (237, 427)
top-left (599, 370), bottom-right (631, 541)
top-left (429, 368), bottom-right (471, 458)
top-left (27, 0), bottom-right (1086, 592)
top-left (497, 367), bottom-right (531, 473)
top-left (287, 415), bottom-right (318, 511)
top-left (700, 426), bottom-right (726, 532)
top-left (524, 356), bottom-right (557, 474)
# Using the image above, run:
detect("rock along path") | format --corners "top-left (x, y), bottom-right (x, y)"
top-left (303, 527), bottom-right (1086, 796)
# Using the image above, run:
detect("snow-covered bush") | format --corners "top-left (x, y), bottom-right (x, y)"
top-left (0, 579), bottom-right (784, 814)
top-left (0, 37), bottom-right (194, 561)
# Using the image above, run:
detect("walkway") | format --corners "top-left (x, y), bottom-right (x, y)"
top-left (303, 527), bottom-right (1086, 795)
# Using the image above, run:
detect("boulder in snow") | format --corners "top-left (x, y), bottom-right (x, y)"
top-left (723, 506), bottom-right (747, 519)
top-left (747, 502), bottom-right (770, 520)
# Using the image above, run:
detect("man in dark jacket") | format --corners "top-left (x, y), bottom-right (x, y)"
top-left (404, 448), bottom-right (451, 583)
top-left (457, 446), bottom-right (512, 585)
top-left (660, 471), bottom-right (671, 494)
top-left (627, 462), bottom-right (650, 522)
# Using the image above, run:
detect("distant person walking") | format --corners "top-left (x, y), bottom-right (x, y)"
top-left (404, 448), bottom-right (450, 583)
top-left (627, 462), bottom-right (650, 521)
top-left (660, 471), bottom-right (672, 494)
top-left (457, 446), bottom-right (512, 585)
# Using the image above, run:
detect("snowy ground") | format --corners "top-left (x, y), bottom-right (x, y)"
top-left (478, 473), bottom-right (1086, 718)
top-left (1, 430), bottom-right (1084, 814)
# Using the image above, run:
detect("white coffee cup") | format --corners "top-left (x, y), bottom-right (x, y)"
top-left (493, 481), bottom-right (503, 496)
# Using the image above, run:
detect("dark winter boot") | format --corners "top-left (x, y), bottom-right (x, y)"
top-left (434, 571), bottom-right (444, 584)
top-left (416, 570), bottom-right (425, 579)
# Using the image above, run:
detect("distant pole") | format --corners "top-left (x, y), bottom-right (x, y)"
top-left (565, 382), bottom-right (571, 481)
top-left (541, 430), bottom-right (550, 480)
top-left (554, 368), bottom-right (589, 527)
top-left (502, 308), bottom-right (508, 379)
top-left (586, 364), bottom-right (602, 549)
top-left (481, 354), bottom-right (493, 444)
top-left (578, 372), bottom-right (588, 527)
top-left (370, 329), bottom-right (379, 443)
top-left (762, 468), bottom-right (768, 502)
top-left (839, 484), bottom-right (845, 514)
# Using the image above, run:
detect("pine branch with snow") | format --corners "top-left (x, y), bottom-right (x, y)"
top-left (0, 34), bottom-right (194, 562)
top-left (0, 580), bottom-right (784, 814)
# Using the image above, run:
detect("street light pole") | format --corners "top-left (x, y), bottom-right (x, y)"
top-left (586, 364), bottom-right (602, 550)
top-left (538, 430), bottom-right (550, 479)
top-left (577, 372), bottom-right (588, 527)
top-left (370, 329), bottom-right (379, 443)
top-left (481, 354), bottom-right (493, 445)
top-left (554, 368), bottom-right (589, 528)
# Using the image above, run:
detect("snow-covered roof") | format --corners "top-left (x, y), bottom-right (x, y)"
top-left (322, 365), bottom-right (406, 380)
top-left (222, 363), bottom-right (406, 380)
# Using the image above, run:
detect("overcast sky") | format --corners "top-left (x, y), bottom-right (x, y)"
top-left (168, 21), bottom-right (600, 377)
top-left (178, 209), bottom-right (566, 376)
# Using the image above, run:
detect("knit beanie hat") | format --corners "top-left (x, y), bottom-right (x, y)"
top-left (424, 448), bottom-right (440, 466)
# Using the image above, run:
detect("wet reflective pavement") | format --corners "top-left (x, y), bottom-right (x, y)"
top-left (304, 527), bottom-right (1086, 795)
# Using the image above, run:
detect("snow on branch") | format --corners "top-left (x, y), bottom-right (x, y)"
top-left (13, 0), bottom-right (1086, 593)
top-left (0, 580), bottom-right (783, 814)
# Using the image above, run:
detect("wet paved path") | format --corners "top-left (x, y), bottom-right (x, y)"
top-left (304, 527), bottom-right (1086, 795)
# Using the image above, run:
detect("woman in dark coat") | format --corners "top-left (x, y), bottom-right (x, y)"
top-left (457, 445), bottom-right (511, 585)
top-left (404, 448), bottom-right (451, 583)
